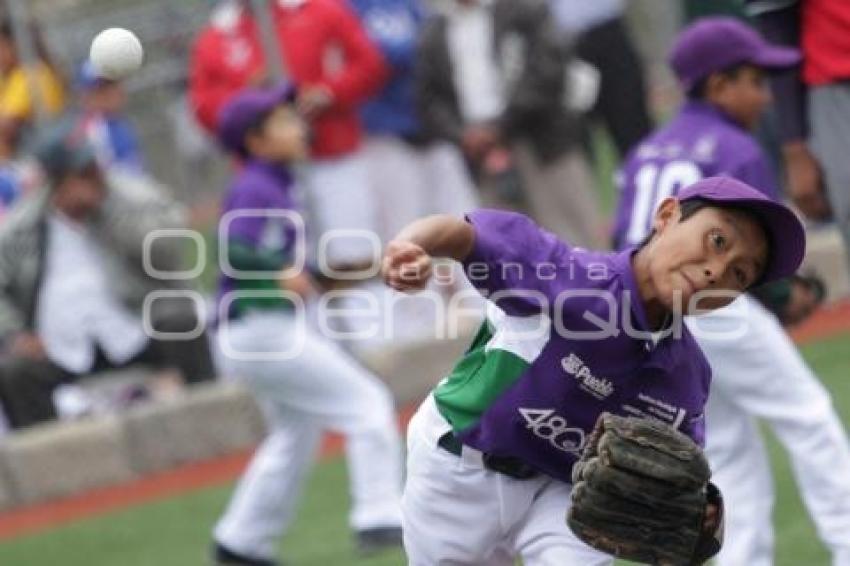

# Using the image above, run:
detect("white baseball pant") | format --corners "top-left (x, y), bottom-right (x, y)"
top-left (362, 135), bottom-right (479, 243)
top-left (213, 311), bottom-right (403, 560)
top-left (303, 151), bottom-right (381, 269)
top-left (402, 395), bottom-right (613, 566)
top-left (689, 295), bottom-right (850, 566)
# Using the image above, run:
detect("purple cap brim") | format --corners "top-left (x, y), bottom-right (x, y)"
top-left (717, 198), bottom-right (805, 284)
top-left (669, 17), bottom-right (802, 92)
top-left (678, 177), bottom-right (806, 285)
top-left (750, 45), bottom-right (801, 70)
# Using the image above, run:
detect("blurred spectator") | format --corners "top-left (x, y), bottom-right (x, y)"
top-left (0, 19), bottom-right (65, 125)
top-left (417, 0), bottom-right (603, 248)
top-left (349, 0), bottom-right (477, 242)
top-left (685, 0), bottom-right (747, 21)
top-left (75, 60), bottom-right (145, 175)
top-left (189, 0), bottom-right (388, 270)
top-left (0, 121), bottom-right (215, 430)
top-left (750, 0), bottom-right (850, 271)
top-left (189, 0), bottom-right (267, 134)
top-left (211, 83), bottom-right (403, 564)
top-left (0, 18), bottom-right (63, 218)
top-left (549, 0), bottom-right (652, 159)
top-left (0, 117), bottom-right (41, 218)
top-left (348, 0), bottom-right (482, 349)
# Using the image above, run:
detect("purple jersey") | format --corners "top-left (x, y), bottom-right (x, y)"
top-left (434, 210), bottom-right (711, 483)
top-left (216, 161), bottom-right (301, 320)
top-left (613, 101), bottom-right (779, 248)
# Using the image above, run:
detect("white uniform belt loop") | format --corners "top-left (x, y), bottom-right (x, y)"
top-left (461, 444), bottom-right (484, 469)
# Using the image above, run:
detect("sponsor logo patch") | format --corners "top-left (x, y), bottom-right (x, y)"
top-left (561, 353), bottom-right (614, 400)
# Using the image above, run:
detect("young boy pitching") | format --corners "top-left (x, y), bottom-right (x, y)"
top-left (211, 84), bottom-right (403, 566)
top-left (614, 18), bottom-right (850, 566)
top-left (383, 173), bottom-right (805, 564)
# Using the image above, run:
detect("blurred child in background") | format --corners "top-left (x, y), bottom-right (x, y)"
top-left (0, 19), bottom-right (65, 126)
top-left (75, 60), bottom-right (145, 175)
top-left (212, 83), bottom-right (403, 566)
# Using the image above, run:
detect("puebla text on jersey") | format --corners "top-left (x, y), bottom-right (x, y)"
top-left (434, 210), bottom-right (711, 484)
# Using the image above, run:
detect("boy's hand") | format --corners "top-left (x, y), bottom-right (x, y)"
top-left (9, 332), bottom-right (46, 360)
top-left (461, 125), bottom-right (499, 162)
top-left (382, 240), bottom-right (433, 293)
top-left (279, 271), bottom-right (319, 300)
top-left (297, 85), bottom-right (334, 119)
top-left (247, 68), bottom-right (270, 87)
top-left (783, 142), bottom-right (832, 221)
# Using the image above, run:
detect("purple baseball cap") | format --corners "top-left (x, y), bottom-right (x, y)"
top-left (669, 17), bottom-right (801, 91)
top-left (217, 82), bottom-right (297, 157)
top-left (677, 176), bottom-right (806, 285)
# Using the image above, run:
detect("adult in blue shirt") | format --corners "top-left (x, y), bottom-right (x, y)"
top-left (349, 0), bottom-right (478, 244)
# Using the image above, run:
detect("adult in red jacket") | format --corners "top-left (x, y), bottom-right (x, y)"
top-left (190, 0), bottom-right (389, 268)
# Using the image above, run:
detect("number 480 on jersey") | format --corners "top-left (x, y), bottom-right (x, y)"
top-left (518, 407), bottom-right (587, 454)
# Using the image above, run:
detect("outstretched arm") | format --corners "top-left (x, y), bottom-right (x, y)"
top-left (386, 210), bottom-right (570, 316)
top-left (382, 214), bottom-right (474, 292)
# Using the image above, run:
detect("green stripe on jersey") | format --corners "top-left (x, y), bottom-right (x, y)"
top-left (434, 306), bottom-right (550, 432)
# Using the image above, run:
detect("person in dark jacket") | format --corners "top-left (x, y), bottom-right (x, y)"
top-left (415, 0), bottom-right (604, 249)
top-left (749, 0), bottom-right (850, 275)
top-left (549, 0), bottom-right (652, 159)
top-left (0, 121), bottom-right (214, 429)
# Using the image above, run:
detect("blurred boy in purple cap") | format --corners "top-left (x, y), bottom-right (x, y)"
top-left (381, 170), bottom-right (804, 561)
top-left (211, 83), bottom-right (403, 566)
top-left (614, 17), bottom-right (850, 566)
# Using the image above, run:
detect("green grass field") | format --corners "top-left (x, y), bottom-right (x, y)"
top-left (0, 332), bottom-right (847, 566)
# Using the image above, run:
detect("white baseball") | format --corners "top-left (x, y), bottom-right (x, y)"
top-left (89, 28), bottom-right (144, 80)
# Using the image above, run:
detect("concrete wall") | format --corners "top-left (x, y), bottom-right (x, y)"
top-left (0, 333), bottom-right (471, 511)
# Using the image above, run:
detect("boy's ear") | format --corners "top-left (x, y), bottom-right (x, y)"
top-left (704, 73), bottom-right (725, 98)
top-left (652, 197), bottom-right (682, 235)
top-left (244, 130), bottom-right (265, 157)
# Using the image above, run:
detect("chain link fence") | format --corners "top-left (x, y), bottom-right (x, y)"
top-left (27, 0), bottom-right (229, 206)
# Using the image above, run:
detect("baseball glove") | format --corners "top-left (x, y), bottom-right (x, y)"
top-left (567, 413), bottom-right (724, 565)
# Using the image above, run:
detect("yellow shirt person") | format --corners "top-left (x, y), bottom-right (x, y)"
top-left (0, 63), bottom-right (65, 121)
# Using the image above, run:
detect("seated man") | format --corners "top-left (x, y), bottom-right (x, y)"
top-left (0, 120), bottom-right (215, 430)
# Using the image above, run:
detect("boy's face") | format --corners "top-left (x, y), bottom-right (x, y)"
top-left (51, 164), bottom-right (107, 222)
top-left (706, 65), bottom-right (772, 130)
top-left (85, 81), bottom-right (127, 116)
top-left (644, 199), bottom-right (769, 313)
top-left (246, 105), bottom-right (309, 162)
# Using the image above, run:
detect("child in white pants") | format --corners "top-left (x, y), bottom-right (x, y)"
top-left (211, 83), bottom-right (403, 565)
